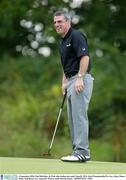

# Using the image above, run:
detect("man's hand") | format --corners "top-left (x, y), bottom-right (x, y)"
top-left (74, 55), bottom-right (89, 94)
top-left (74, 77), bottom-right (84, 94)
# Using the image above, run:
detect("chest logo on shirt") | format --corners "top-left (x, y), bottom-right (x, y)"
top-left (66, 44), bottom-right (71, 47)
top-left (82, 48), bottom-right (86, 51)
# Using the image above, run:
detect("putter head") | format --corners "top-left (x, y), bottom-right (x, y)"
top-left (42, 149), bottom-right (51, 157)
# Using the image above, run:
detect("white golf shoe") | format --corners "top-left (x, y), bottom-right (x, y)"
top-left (61, 154), bottom-right (90, 162)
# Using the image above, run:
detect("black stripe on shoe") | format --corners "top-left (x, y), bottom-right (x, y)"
top-left (75, 154), bottom-right (87, 162)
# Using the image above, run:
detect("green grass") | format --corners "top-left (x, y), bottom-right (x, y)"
top-left (0, 157), bottom-right (126, 174)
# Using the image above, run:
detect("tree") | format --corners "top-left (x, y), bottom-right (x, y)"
top-left (0, 0), bottom-right (34, 56)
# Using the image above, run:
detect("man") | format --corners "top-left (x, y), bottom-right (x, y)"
top-left (54, 10), bottom-right (93, 162)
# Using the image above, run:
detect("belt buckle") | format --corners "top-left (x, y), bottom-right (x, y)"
top-left (69, 74), bottom-right (73, 78)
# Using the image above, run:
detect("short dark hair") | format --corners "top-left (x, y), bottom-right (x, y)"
top-left (54, 10), bottom-right (71, 22)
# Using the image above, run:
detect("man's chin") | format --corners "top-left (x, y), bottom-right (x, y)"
top-left (56, 31), bottom-right (62, 36)
top-left (56, 30), bottom-right (61, 33)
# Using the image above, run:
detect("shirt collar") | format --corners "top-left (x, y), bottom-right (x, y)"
top-left (62, 27), bottom-right (72, 40)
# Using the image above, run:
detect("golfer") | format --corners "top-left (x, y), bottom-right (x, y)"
top-left (54, 10), bottom-right (93, 162)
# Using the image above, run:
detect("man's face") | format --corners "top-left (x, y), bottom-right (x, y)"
top-left (54, 15), bottom-right (70, 37)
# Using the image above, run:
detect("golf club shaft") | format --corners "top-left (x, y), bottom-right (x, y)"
top-left (49, 92), bottom-right (67, 151)
top-left (49, 108), bottom-right (62, 150)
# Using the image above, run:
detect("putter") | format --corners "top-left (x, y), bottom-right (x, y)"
top-left (43, 91), bottom-right (67, 157)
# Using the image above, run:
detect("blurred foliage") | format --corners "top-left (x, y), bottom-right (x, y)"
top-left (0, 0), bottom-right (126, 162)
top-left (0, 0), bottom-right (126, 56)
top-left (0, 56), bottom-right (68, 158)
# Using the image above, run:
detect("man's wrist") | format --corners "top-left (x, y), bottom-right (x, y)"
top-left (77, 73), bottom-right (83, 78)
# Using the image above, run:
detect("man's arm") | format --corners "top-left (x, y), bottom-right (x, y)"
top-left (75, 55), bottom-right (89, 94)
top-left (62, 72), bottom-right (67, 95)
top-left (78, 55), bottom-right (89, 76)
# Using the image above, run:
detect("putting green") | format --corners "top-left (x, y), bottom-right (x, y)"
top-left (0, 157), bottom-right (126, 174)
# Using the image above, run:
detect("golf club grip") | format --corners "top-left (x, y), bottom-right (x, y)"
top-left (61, 92), bottom-right (67, 109)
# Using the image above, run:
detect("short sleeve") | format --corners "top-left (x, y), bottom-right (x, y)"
top-left (72, 31), bottom-right (89, 58)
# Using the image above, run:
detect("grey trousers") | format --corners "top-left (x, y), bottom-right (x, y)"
top-left (66, 73), bottom-right (93, 157)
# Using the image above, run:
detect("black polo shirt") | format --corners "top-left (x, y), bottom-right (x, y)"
top-left (60, 27), bottom-right (91, 78)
